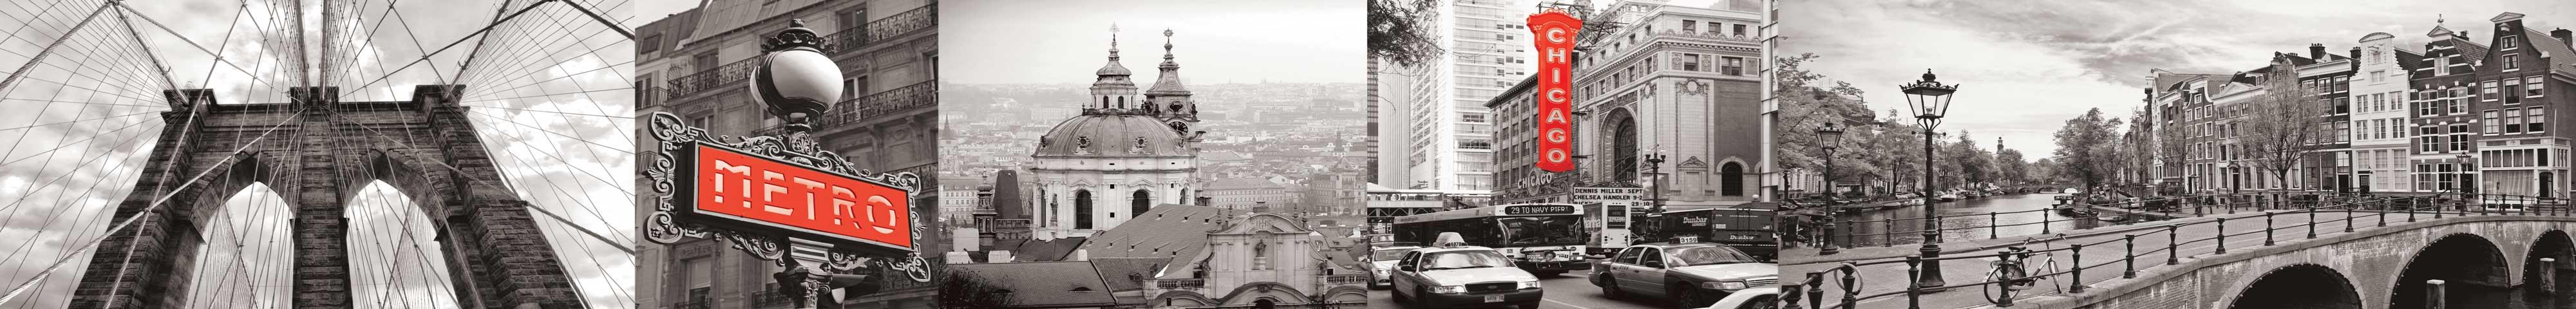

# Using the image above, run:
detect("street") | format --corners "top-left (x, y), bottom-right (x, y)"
top-left (1367, 272), bottom-right (1672, 309)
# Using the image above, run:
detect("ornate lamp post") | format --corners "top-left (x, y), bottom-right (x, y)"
top-left (1817, 122), bottom-right (1844, 255)
top-left (1900, 69), bottom-right (1958, 288)
top-left (752, 19), bottom-right (844, 144)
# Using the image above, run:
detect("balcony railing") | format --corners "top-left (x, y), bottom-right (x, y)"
top-left (1322, 274), bottom-right (1370, 285)
top-left (754, 80), bottom-right (937, 136)
top-left (665, 57), bottom-right (762, 99)
top-left (829, 6), bottom-right (936, 55)
top-left (1157, 279), bottom-right (1206, 289)
top-left (667, 6), bottom-right (935, 99)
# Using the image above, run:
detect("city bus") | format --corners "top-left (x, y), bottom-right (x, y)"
top-left (1581, 202), bottom-right (1634, 256)
top-left (1391, 203), bottom-right (1591, 275)
top-left (1652, 203), bottom-right (1779, 261)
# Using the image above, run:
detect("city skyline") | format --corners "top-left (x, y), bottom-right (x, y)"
top-left (940, 0), bottom-right (1366, 84)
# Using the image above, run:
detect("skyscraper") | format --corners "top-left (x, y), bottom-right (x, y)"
top-left (1379, 0), bottom-right (1532, 192)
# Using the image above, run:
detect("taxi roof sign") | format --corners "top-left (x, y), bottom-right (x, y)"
top-left (1436, 232), bottom-right (1468, 248)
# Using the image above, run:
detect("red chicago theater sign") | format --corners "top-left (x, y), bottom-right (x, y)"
top-left (1529, 9), bottom-right (1582, 173)
top-left (676, 142), bottom-right (914, 253)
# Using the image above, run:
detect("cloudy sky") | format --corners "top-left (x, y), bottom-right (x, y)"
top-left (941, 0), bottom-right (1367, 84)
top-left (0, 0), bottom-right (635, 308)
top-left (1785, 0), bottom-right (2576, 158)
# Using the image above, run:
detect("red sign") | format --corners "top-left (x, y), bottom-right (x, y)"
top-left (1529, 10), bottom-right (1582, 173)
top-left (677, 142), bottom-right (913, 254)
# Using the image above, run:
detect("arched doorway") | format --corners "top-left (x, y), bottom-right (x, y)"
top-left (2527, 230), bottom-right (2576, 309)
top-left (1608, 109), bottom-right (1639, 182)
top-left (1722, 162), bottom-right (1745, 196)
top-left (1132, 189), bottom-right (1152, 216)
top-left (2392, 234), bottom-right (2512, 309)
top-left (2228, 264), bottom-right (2361, 309)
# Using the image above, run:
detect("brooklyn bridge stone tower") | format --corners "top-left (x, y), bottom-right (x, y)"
top-left (70, 86), bottom-right (580, 308)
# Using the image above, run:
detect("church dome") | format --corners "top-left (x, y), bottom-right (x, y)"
top-left (1034, 113), bottom-right (1188, 158)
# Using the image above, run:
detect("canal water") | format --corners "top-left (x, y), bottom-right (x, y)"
top-left (1826, 192), bottom-right (2119, 247)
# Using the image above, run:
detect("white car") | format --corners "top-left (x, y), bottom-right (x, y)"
top-left (1390, 233), bottom-right (1542, 308)
top-left (1705, 286), bottom-right (1778, 309)
top-left (1589, 242), bottom-right (1778, 308)
top-left (1368, 245), bottom-right (1423, 289)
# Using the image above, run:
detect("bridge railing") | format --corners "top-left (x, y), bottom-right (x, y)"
top-left (1802, 191), bottom-right (2353, 248)
top-left (1783, 192), bottom-right (2573, 309)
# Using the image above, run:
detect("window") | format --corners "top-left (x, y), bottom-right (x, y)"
top-left (1733, 24), bottom-right (1748, 37)
top-left (2486, 111), bottom-right (2502, 133)
top-left (2485, 80), bottom-right (2501, 101)
top-left (1131, 190), bottom-right (1151, 218)
top-left (1680, 53), bottom-right (1701, 71)
top-left (2530, 76), bottom-right (2546, 97)
top-left (1722, 57), bottom-right (1745, 75)
top-left (2506, 54), bottom-right (2520, 70)
top-left (684, 258), bottom-right (712, 305)
top-left (2507, 109), bottom-right (2526, 133)
top-left (639, 35), bottom-right (663, 55)
top-left (1075, 190), bottom-right (1094, 229)
top-left (2533, 108), bottom-right (2548, 133)
top-left (2503, 35), bottom-right (2519, 50)
top-left (1681, 19), bottom-right (1698, 33)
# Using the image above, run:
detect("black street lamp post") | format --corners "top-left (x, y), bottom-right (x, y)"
top-left (1901, 70), bottom-right (1959, 288)
top-left (1818, 122), bottom-right (1844, 255)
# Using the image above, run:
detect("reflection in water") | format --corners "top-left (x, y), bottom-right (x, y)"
top-left (1828, 193), bottom-right (2114, 247)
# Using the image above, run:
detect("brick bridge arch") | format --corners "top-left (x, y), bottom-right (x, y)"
top-left (2028, 215), bottom-right (2576, 309)
top-left (70, 86), bottom-right (579, 308)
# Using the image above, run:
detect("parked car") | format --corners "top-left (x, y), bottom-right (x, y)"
top-left (1390, 233), bottom-right (1542, 308)
top-left (1704, 286), bottom-right (1779, 309)
top-left (1589, 242), bottom-right (1779, 308)
top-left (1368, 245), bottom-right (1424, 289)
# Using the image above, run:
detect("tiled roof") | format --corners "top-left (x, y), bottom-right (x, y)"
top-left (949, 261), bottom-right (1122, 308)
top-left (2519, 28), bottom-right (2576, 75)
top-left (1206, 178), bottom-right (1285, 189)
top-left (1014, 238), bottom-right (1089, 262)
top-left (1082, 204), bottom-right (1237, 261)
top-left (2453, 37), bottom-right (2492, 63)
top-left (1089, 257), bottom-right (1173, 292)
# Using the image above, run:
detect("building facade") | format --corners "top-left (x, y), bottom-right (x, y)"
top-left (2295, 44), bottom-right (2356, 192)
top-left (2353, 32), bottom-right (2424, 193)
top-left (1382, 0), bottom-right (1528, 192)
top-left (1569, 0), bottom-right (1767, 210)
top-left (631, 0), bottom-right (939, 308)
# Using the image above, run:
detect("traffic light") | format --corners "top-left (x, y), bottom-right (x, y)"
top-left (773, 267), bottom-right (884, 308)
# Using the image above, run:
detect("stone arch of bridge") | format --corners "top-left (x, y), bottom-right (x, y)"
top-left (2524, 230), bottom-right (2576, 309)
top-left (2391, 232), bottom-right (2512, 309)
top-left (2224, 263), bottom-right (2363, 309)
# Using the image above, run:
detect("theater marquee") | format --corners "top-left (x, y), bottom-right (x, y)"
top-left (1528, 9), bottom-right (1582, 173)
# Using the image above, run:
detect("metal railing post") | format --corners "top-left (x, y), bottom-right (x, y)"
top-left (1990, 212), bottom-right (1999, 239)
top-left (1841, 268), bottom-right (1859, 308)
top-left (2124, 234), bottom-right (2138, 279)
top-left (2215, 218), bottom-right (2228, 254)
top-left (2264, 212), bottom-right (2277, 246)
top-left (2167, 225), bottom-right (2180, 265)
top-left (1783, 281), bottom-right (1804, 309)
top-left (1907, 256), bottom-right (1924, 309)
top-left (2308, 208), bottom-right (2317, 239)
top-left (2069, 243), bottom-right (2087, 293)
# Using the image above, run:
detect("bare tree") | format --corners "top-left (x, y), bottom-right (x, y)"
top-left (2233, 58), bottom-right (2326, 191)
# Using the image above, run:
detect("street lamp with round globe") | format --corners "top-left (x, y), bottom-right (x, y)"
top-left (750, 19), bottom-right (843, 133)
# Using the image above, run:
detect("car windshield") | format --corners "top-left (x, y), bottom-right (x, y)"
top-left (1421, 250), bottom-right (1515, 270)
top-left (1666, 246), bottom-right (1760, 267)
top-left (1493, 216), bottom-right (1582, 246)
top-left (1372, 248), bottom-right (1416, 261)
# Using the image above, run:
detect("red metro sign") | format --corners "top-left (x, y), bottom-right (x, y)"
top-left (1529, 9), bottom-right (1582, 173)
top-left (676, 142), bottom-right (913, 254)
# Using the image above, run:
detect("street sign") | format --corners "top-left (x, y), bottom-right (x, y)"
top-left (1528, 9), bottom-right (1582, 173)
top-left (674, 140), bottom-right (914, 254)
